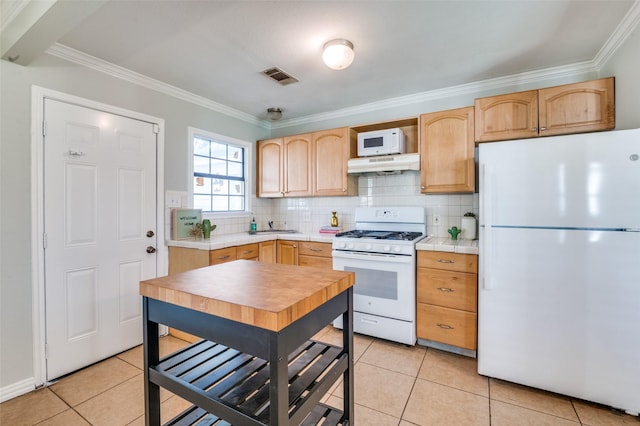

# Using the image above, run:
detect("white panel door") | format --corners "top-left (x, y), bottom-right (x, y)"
top-left (44, 98), bottom-right (157, 380)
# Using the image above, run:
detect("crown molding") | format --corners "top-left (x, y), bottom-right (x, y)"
top-left (592, 0), bottom-right (640, 68)
top-left (45, 43), bottom-right (270, 129)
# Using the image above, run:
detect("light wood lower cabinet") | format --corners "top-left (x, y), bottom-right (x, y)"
top-left (298, 241), bottom-right (333, 269)
top-left (259, 240), bottom-right (276, 263)
top-left (168, 246), bottom-right (209, 275)
top-left (276, 240), bottom-right (298, 265)
top-left (236, 243), bottom-right (259, 260)
top-left (209, 247), bottom-right (237, 265)
top-left (417, 251), bottom-right (478, 352)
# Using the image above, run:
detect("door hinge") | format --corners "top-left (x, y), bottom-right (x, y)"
top-left (42, 121), bottom-right (47, 137)
top-left (43, 232), bottom-right (47, 249)
top-left (152, 124), bottom-right (160, 134)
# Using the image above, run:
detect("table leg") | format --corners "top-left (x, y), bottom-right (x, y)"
top-left (143, 297), bottom-right (160, 426)
top-left (269, 331), bottom-right (289, 425)
top-left (343, 288), bottom-right (354, 425)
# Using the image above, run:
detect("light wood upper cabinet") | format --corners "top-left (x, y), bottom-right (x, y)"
top-left (475, 77), bottom-right (614, 142)
top-left (420, 106), bottom-right (475, 193)
top-left (283, 133), bottom-right (313, 197)
top-left (257, 138), bottom-right (284, 197)
top-left (538, 77), bottom-right (615, 136)
top-left (313, 128), bottom-right (357, 196)
top-left (258, 127), bottom-right (355, 198)
top-left (474, 90), bottom-right (538, 142)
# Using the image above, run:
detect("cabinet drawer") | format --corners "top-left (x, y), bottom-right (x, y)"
top-left (298, 241), bottom-right (332, 257)
top-left (298, 255), bottom-right (333, 269)
top-left (417, 304), bottom-right (477, 350)
top-left (209, 247), bottom-right (237, 265)
top-left (418, 251), bottom-right (477, 273)
top-left (236, 243), bottom-right (259, 260)
top-left (417, 268), bottom-right (477, 312)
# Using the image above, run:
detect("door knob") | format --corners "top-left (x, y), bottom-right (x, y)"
top-left (146, 230), bottom-right (155, 238)
top-left (146, 246), bottom-right (156, 254)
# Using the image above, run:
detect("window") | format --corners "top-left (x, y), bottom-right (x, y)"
top-left (189, 127), bottom-right (251, 214)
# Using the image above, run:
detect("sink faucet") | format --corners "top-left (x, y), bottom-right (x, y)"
top-left (268, 220), bottom-right (274, 230)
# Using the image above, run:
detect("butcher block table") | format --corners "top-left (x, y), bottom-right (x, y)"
top-left (139, 259), bottom-right (355, 426)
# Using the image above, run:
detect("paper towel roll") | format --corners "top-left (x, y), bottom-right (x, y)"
top-left (461, 217), bottom-right (477, 240)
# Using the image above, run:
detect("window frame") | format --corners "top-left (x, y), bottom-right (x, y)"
top-left (188, 127), bottom-right (252, 218)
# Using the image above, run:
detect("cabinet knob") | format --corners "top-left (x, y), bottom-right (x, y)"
top-left (540, 127), bottom-right (547, 131)
top-left (531, 127), bottom-right (538, 132)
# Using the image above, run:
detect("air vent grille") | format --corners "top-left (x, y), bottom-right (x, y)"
top-left (262, 67), bottom-right (299, 86)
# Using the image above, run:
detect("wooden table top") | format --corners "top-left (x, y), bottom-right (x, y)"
top-left (140, 260), bottom-right (355, 331)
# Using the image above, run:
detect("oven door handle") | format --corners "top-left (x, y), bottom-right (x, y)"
top-left (331, 250), bottom-right (413, 264)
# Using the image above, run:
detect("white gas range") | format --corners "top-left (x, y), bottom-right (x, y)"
top-left (332, 207), bottom-right (427, 345)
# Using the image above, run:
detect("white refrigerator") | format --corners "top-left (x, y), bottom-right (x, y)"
top-left (478, 129), bottom-right (640, 415)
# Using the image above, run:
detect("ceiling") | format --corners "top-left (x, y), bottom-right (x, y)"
top-left (3, 0), bottom-right (638, 124)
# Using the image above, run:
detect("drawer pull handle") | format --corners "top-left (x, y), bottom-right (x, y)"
top-left (437, 287), bottom-right (454, 292)
top-left (437, 323), bottom-right (454, 330)
top-left (217, 255), bottom-right (230, 260)
top-left (309, 248), bottom-right (322, 252)
top-left (241, 250), bottom-right (253, 254)
top-left (437, 259), bottom-right (454, 264)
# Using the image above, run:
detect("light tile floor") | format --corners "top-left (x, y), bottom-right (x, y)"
top-left (1, 329), bottom-right (638, 425)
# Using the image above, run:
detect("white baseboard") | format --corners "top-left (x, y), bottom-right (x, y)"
top-left (0, 378), bottom-right (36, 403)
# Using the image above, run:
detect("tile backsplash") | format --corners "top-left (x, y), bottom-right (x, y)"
top-left (166, 172), bottom-right (479, 240)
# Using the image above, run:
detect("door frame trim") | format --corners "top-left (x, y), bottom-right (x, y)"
top-left (30, 86), bottom-right (166, 387)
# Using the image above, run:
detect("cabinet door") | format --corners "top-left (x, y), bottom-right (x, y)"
top-left (209, 247), bottom-right (237, 265)
top-left (313, 127), bottom-right (356, 196)
top-left (283, 134), bottom-right (313, 197)
top-left (420, 107), bottom-right (475, 193)
top-left (475, 90), bottom-right (538, 142)
top-left (538, 77), bottom-right (614, 136)
top-left (259, 241), bottom-right (276, 263)
top-left (276, 240), bottom-right (298, 265)
top-left (257, 138), bottom-right (284, 197)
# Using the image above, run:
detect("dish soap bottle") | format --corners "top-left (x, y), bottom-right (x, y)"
top-left (250, 217), bottom-right (257, 233)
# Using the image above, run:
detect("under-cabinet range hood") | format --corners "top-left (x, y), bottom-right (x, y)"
top-left (347, 153), bottom-right (420, 174)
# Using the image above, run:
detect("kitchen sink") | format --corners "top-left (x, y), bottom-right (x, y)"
top-left (248, 229), bottom-right (299, 234)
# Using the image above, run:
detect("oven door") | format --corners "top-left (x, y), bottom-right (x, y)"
top-left (332, 250), bottom-right (415, 321)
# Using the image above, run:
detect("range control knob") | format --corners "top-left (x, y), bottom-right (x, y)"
top-left (392, 246), bottom-right (402, 253)
top-left (347, 243), bottom-right (355, 250)
top-left (365, 244), bottom-right (373, 250)
top-left (337, 242), bottom-right (347, 249)
top-left (383, 245), bottom-right (391, 252)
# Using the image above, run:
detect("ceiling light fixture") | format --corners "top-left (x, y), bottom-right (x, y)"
top-left (322, 39), bottom-right (355, 70)
top-left (267, 107), bottom-right (283, 120)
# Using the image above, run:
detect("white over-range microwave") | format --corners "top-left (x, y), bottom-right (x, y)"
top-left (357, 128), bottom-right (406, 157)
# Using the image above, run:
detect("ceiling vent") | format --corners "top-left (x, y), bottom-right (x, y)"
top-left (262, 67), bottom-right (299, 86)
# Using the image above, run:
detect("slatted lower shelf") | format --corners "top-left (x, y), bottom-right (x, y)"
top-left (152, 339), bottom-right (348, 426)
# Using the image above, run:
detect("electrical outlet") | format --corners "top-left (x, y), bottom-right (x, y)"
top-left (433, 214), bottom-right (441, 226)
top-left (166, 191), bottom-right (181, 208)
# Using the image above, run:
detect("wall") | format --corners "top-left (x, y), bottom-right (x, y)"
top-left (0, 54), bottom-right (269, 396)
top-left (600, 23), bottom-right (640, 130)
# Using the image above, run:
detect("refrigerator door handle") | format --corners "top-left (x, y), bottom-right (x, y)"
top-left (481, 163), bottom-right (493, 290)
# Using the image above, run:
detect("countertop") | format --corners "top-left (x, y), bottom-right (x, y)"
top-left (416, 236), bottom-right (479, 255)
top-left (166, 231), bottom-right (336, 250)
top-left (139, 260), bottom-right (354, 331)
